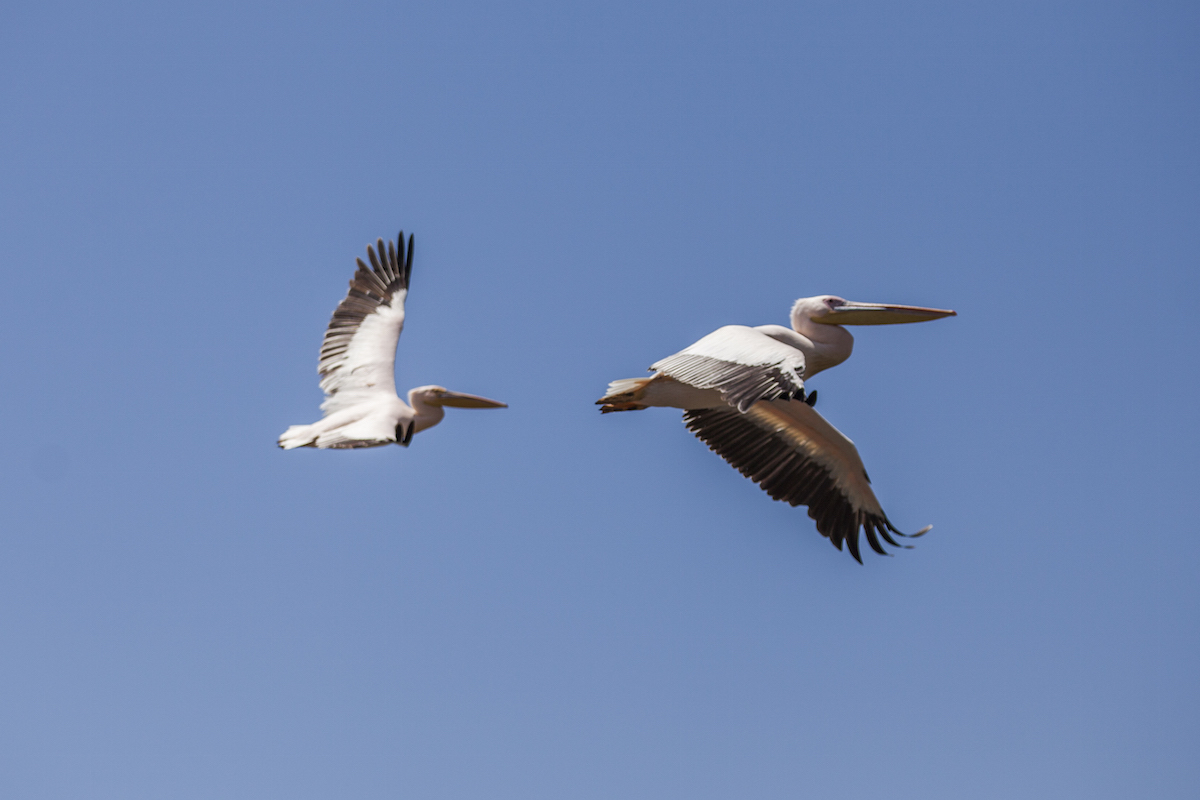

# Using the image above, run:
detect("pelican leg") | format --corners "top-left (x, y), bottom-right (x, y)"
top-left (395, 422), bottom-right (415, 447)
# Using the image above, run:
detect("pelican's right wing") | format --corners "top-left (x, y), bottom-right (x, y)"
top-left (651, 325), bottom-right (806, 412)
top-left (683, 398), bottom-right (929, 562)
top-left (316, 233), bottom-right (413, 416)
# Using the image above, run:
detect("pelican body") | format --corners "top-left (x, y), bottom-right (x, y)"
top-left (279, 231), bottom-right (506, 450)
top-left (598, 296), bottom-right (955, 562)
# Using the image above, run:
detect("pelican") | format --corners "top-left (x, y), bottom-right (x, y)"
top-left (598, 296), bottom-right (955, 562)
top-left (279, 230), bottom-right (506, 450)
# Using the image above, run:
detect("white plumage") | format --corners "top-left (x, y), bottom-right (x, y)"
top-left (279, 230), bottom-right (506, 450)
top-left (599, 295), bottom-right (955, 562)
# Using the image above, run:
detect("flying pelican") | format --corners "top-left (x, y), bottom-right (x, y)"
top-left (597, 296), bottom-right (955, 562)
top-left (279, 230), bottom-right (506, 450)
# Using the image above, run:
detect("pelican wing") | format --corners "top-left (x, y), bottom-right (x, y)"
top-left (651, 326), bottom-right (806, 412)
top-left (683, 399), bottom-right (925, 562)
top-left (317, 233), bottom-right (413, 415)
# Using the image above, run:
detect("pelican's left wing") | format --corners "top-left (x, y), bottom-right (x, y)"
top-left (651, 325), bottom-right (806, 412)
top-left (683, 398), bottom-right (929, 562)
top-left (317, 233), bottom-right (413, 416)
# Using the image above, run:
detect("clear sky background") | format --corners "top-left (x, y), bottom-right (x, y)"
top-left (1, 2), bottom-right (1197, 798)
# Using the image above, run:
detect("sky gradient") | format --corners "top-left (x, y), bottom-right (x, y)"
top-left (2, 2), bottom-right (1198, 798)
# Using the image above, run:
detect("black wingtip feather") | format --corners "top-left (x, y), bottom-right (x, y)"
top-left (367, 242), bottom-right (382, 275)
top-left (876, 521), bottom-right (903, 548)
top-left (404, 233), bottom-right (414, 286)
top-left (863, 519), bottom-right (889, 556)
top-left (885, 519), bottom-right (933, 539)
top-left (845, 528), bottom-right (863, 563)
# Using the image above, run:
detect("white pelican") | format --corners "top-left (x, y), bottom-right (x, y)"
top-left (598, 296), bottom-right (955, 562)
top-left (279, 230), bottom-right (506, 450)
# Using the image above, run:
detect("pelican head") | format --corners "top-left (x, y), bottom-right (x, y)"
top-left (409, 385), bottom-right (508, 409)
top-left (793, 295), bottom-right (956, 328)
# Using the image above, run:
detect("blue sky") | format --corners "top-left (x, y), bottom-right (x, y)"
top-left (1, 2), bottom-right (1197, 798)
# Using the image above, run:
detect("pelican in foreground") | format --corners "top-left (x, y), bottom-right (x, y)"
top-left (279, 230), bottom-right (506, 450)
top-left (598, 295), bottom-right (955, 562)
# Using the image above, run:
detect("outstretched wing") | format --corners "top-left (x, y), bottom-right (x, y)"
top-left (652, 326), bottom-right (806, 412)
top-left (683, 398), bottom-right (929, 562)
top-left (317, 232), bottom-right (413, 416)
